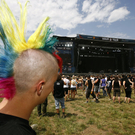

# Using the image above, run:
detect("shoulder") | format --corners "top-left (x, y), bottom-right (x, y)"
top-left (0, 120), bottom-right (36, 135)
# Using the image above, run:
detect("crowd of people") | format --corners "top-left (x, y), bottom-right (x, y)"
top-left (50, 73), bottom-right (135, 118)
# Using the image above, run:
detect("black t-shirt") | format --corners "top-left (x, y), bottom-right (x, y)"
top-left (0, 113), bottom-right (36, 135)
top-left (114, 81), bottom-right (120, 88)
top-left (125, 80), bottom-right (132, 91)
top-left (88, 79), bottom-right (92, 90)
top-left (54, 80), bottom-right (64, 98)
top-left (94, 78), bottom-right (100, 86)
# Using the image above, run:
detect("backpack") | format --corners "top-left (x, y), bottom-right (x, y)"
top-left (107, 80), bottom-right (112, 88)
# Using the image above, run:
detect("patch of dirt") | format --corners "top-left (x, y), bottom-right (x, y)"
top-left (81, 125), bottom-right (107, 135)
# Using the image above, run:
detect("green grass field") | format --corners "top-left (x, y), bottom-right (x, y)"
top-left (29, 89), bottom-right (135, 135)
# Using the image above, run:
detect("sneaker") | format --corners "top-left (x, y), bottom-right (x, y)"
top-left (85, 101), bottom-right (88, 103)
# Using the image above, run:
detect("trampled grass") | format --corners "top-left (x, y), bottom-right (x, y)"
top-left (1, 88), bottom-right (135, 135)
top-left (29, 89), bottom-right (135, 135)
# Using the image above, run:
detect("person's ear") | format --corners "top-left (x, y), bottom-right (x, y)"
top-left (36, 81), bottom-right (45, 96)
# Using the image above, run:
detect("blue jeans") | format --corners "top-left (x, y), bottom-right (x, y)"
top-left (55, 97), bottom-right (65, 109)
top-left (102, 87), bottom-right (107, 96)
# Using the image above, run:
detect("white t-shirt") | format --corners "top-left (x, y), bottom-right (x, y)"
top-left (91, 77), bottom-right (94, 80)
top-left (63, 78), bottom-right (70, 88)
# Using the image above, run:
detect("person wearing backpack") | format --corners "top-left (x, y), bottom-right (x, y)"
top-left (112, 76), bottom-right (121, 104)
top-left (63, 76), bottom-right (70, 101)
top-left (93, 75), bottom-right (100, 99)
top-left (106, 76), bottom-right (112, 100)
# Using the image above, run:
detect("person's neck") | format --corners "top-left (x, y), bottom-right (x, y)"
top-left (0, 96), bottom-right (35, 120)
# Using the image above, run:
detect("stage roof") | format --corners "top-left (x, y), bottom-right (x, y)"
top-left (76, 34), bottom-right (135, 44)
top-left (54, 34), bottom-right (135, 49)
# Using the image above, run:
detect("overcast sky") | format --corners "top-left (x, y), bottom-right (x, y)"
top-left (4, 0), bottom-right (135, 40)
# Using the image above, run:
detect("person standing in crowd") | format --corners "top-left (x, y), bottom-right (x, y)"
top-left (94, 75), bottom-right (100, 99)
top-left (85, 75), bottom-right (99, 103)
top-left (106, 76), bottom-right (112, 100)
top-left (83, 76), bottom-right (86, 94)
top-left (112, 76), bottom-right (121, 103)
top-left (53, 74), bottom-right (66, 118)
top-left (123, 75), bottom-right (134, 103)
top-left (120, 75), bottom-right (125, 93)
top-left (132, 75), bottom-right (135, 94)
top-left (63, 76), bottom-right (70, 101)
top-left (78, 76), bottom-right (83, 90)
top-left (100, 75), bottom-right (107, 97)
top-left (67, 76), bottom-right (71, 99)
top-left (37, 98), bottom-right (48, 116)
top-left (70, 76), bottom-right (77, 100)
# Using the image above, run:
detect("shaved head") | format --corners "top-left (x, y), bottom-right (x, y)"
top-left (13, 49), bottom-right (58, 93)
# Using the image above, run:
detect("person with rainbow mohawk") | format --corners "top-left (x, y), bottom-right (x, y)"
top-left (0, 0), bottom-right (62, 134)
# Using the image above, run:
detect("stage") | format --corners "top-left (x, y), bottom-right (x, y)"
top-left (54, 34), bottom-right (135, 73)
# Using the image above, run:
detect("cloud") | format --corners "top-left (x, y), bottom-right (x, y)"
top-left (66, 34), bottom-right (77, 37)
top-left (5, 0), bottom-right (82, 37)
top-left (81, 0), bottom-right (130, 24)
top-left (97, 25), bottom-right (104, 28)
top-left (82, 0), bottom-right (92, 13)
top-left (108, 7), bottom-right (130, 23)
top-left (4, 0), bottom-right (130, 36)
top-left (106, 32), bottom-right (130, 39)
top-left (81, 0), bottom-right (116, 23)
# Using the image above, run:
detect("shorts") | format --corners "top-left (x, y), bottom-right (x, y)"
top-left (125, 90), bottom-right (131, 98)
top-left (113, 88), bottom-right (120, 97)
top-left (70, 87), bottom-right (76, 91)
top-left (107, 87), bottom-right (112, 94)
top-left (64, 88), bottom-right (68, 94)
top-left (86, 88), bottom-right (91, 99)
top-left (98, 87), bottom-right (100, 92)
top-left (94, 86), bottom-right (99, 93)
top-left (54, 97), bottom-right (65, 109)
top-left (78, 83), bottom-right (82, 87)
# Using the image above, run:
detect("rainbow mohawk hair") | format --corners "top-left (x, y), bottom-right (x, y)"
top-left (0, 0), bottom-right (62, 99)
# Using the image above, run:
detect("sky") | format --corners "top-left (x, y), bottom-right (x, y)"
top-left (4, 0), bottom-right (135, 40)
